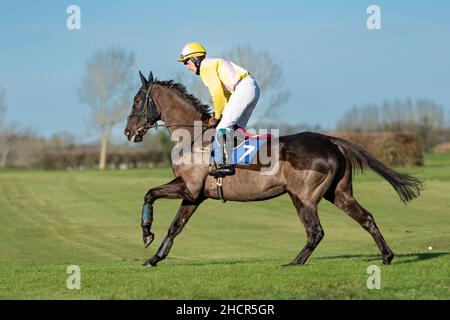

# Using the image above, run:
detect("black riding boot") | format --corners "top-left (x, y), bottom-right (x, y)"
top-left (210, 129), bottom-right (235, 176)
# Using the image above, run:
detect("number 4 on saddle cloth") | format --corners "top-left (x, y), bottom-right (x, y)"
top-left (211, 127), bottom-right (272, 165)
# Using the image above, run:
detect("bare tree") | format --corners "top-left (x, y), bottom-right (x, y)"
top-left (0, 88), bottom-right (9, 167)
top-left (78, 47), bottom-right (135, 170)
top-left (176, 45), bottom-right (290, 126)
top-left (223, 45), bottom-right (290, 123)
top-left (0, 88), bottom-right (5, 125)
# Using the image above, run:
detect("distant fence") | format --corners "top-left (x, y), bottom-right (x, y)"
top-left (326, 131), bottom-right (423, 167)
top-left (0, 132), bottom-right (174, 170)
top-left (433, 142), bottom-right (450, 153)
top-left (1, 131), bottom-right (424, 169)
top-left (41, 148), bottom-right (171, 170)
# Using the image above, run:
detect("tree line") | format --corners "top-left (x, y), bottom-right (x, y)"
top-left (1, 45), bottom-right (449, 170)
top-left (0, 129), bottom-right (172, 170)
top-left (337, 99), bottom-right (450, 152)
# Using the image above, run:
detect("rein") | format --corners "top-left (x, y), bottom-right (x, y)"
top-left (148, 123), bottom-right (208, 129)
top-left (140, 84), bottom-right (210, 132)
top-left (141, 88), bottom-right (211, 146)
top-left (147, 123), bottom-right (211, 148)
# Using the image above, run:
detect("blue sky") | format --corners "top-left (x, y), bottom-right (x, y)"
top-left (1, 0), bottom-right (449, 140)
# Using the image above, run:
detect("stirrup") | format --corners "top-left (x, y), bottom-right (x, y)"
top-left (209, 164), bottom-right (235, 177)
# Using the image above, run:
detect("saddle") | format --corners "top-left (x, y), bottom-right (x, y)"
top-left (210, 127), bottom-right (272, 201)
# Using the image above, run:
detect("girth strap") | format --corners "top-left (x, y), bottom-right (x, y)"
top-left (216, 177), bottom-right (226, 203)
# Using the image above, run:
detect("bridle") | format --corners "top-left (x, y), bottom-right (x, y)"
top-left (131, 84), bottom-right (160, 133)
top-left (131, 84), bottom-right (210, 145)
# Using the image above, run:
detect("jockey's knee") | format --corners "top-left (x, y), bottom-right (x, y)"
top-left (218, 128), bottom-right (228, 137)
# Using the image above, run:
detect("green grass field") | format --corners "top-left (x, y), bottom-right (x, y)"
top-left (0, 154), bottom-right (449, 299)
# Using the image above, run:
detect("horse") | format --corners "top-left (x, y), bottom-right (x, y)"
top-left (124, 71), bottom-right (422, 267)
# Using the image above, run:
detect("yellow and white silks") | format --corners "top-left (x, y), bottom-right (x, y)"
top-left (199, 58), bottom-right (260, 130)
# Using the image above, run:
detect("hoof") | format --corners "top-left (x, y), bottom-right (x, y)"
top-left (142, 257), bottom-right (159, 267)
top-left (383, 252), bottom-right (394, 265)
top-left (143, 233), bottom-right (155, 248)
top-left (142, 261), bottom-right (157, 267)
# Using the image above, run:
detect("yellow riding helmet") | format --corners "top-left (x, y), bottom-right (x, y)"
top-left (177, 42), bottom-right (206, 62)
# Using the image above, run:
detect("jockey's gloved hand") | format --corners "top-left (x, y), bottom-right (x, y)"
top-left (207, 116), bottom-right (219, 128)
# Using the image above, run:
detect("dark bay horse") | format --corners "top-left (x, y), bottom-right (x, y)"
top-left (124, 71), bottom-right (422, 267)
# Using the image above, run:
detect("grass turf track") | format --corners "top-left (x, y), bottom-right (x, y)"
top-left (0, 153), bottom-right (449, 299)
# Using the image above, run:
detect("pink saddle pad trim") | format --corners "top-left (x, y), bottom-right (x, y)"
top-left (236, 127), bottom-right (272, 140)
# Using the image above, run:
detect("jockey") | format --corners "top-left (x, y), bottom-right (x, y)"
top-left (178, 42), bottom-right (260, 176)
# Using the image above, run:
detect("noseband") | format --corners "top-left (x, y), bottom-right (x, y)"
top-left (134, 84), bottom-right (160, 131)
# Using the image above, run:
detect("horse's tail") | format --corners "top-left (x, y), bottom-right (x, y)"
top-left (329, 136), bottom-right (422, 203)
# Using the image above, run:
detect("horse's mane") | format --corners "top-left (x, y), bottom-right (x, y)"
top-left (155, 80), bottom-right (211, 120)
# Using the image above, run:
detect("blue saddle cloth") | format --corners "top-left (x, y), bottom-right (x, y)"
top-left (211, 138), bottom-right (269, 165)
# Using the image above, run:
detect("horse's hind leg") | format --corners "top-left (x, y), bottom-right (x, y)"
top-left (327, 168), bottom-right (394, 264)
top-left (287, 193), bottom-right (324, 266)
top-left (334, 192), bottom-right (394, 264)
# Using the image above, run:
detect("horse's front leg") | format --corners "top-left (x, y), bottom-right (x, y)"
top-left (143, 198), bottom-right (203, 267)
top-left (141, 177), bottom-right (193, 248)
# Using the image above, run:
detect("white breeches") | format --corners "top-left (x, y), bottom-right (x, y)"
top-left (216, 75), bottom-right (260, 130)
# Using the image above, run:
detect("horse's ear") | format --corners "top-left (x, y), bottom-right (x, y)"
top-left (148, 71), bottom-right (154, 84)
top-left (139, 70), bottom-right (147, 89)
